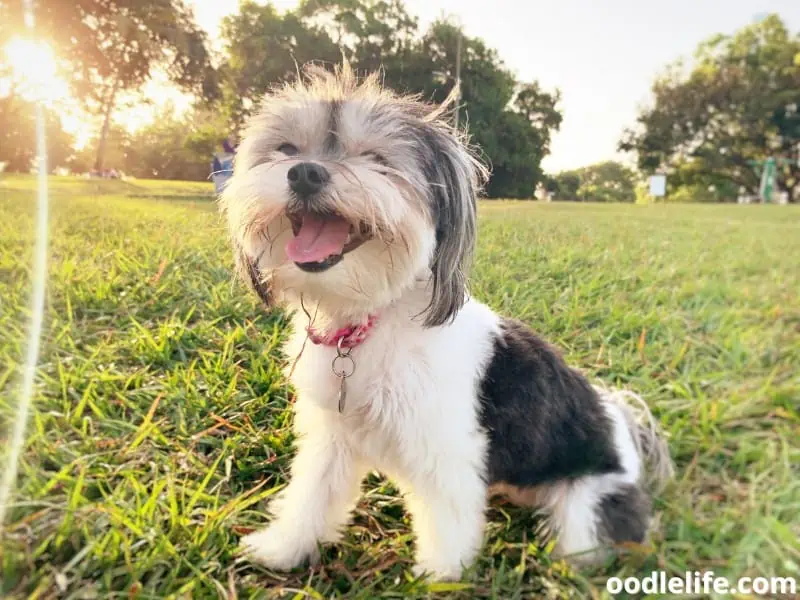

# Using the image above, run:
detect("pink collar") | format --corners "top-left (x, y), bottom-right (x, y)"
top-left (306, 315), bottom-right (378, 349)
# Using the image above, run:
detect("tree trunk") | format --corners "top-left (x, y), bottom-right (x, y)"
top-left (94, 80), bottom-right (119, 172)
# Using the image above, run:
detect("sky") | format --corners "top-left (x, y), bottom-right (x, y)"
top-left (186, 0), bottom-right (800, 172)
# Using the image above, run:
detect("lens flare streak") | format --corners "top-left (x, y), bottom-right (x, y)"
top-left (0, 0), bottom-right (50, 532)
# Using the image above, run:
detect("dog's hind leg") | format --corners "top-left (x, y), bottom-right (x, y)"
top-left (536, 388), bottom-right (672, 565)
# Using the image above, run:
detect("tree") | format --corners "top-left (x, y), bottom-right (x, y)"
top-left (84, 105), bottom-right (229, 180)
top-left (550, 161), bottom-right (636, 202)
top-left (66, 126), bottom-right (133, 175)
top-left (221, 0), bottom-right (423, 127)
top-left (0, 90), bottom-right (74, 172)
top-left (514, 82), bottom-right (563, 155)
top-left (486, 82), bottom-right (561, 198)
top-left (548, 171), bottom-right (581, 201)
top-left (620, 14), bottom-right (800, 201)
top-left (298, 0), bottom-right (419, 76)
top-left (132, 107), bottom-right (229, 181)
top-left (220, 1), bottom-right (340, 128)
top-left (411, 19), bottom-right (530, 197)
top-left (3, 0), bottom-right (219, 172)
top-left (574, 161), bottom-right (636, 203)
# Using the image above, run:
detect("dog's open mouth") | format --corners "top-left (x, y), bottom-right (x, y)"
top-left (285, 211), bottom-right (370, 273)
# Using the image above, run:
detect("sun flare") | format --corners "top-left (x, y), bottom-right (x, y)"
top-left (3, 36), bottom-right (67, 104)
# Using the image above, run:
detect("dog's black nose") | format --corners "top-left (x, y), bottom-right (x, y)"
top-left (287, 162), bottom-right (329, 196)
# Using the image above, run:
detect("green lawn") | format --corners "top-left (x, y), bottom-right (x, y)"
top-left (1, 173), bottom-right (216, 198)
top-left (1, 176), bottom-right (799, 598)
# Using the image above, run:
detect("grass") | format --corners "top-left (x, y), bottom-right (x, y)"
top-left (0, 173), bottom-right (216, 198)
top-left (1, 175), bottom-right (799, 599)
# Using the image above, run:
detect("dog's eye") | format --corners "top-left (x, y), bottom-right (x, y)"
top-left (278, 143), bottom-right (299, 156)
top-left (362, 151), bottom-right (389, 167)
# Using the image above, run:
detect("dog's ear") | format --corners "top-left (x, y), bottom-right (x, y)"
top-left (234, 245), bottom-right (272, 309)
top-left (419, 122), bottom-right (486, 327)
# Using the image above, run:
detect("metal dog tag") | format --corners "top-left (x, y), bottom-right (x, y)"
top-left (332, 338), bottom-right (356, 414)
top-left (337, 376), bottom-right (347, 413)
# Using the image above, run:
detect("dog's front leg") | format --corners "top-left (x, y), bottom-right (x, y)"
top-left (404, 457), bottom-right (488, 581)
top-left (240, 422), bottom-right (363, 570)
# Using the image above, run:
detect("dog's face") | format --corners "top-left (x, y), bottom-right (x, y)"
top-left (220, 65), bottom-right (486, 326)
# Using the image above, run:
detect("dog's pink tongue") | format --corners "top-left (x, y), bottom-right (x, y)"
top-left (286, 214), bottom-right (351, 263)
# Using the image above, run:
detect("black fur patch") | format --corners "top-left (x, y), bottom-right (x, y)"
top-left (478, 318), bottom-right (622, 487)
top-left (597, 484), bottom-right (651, 544)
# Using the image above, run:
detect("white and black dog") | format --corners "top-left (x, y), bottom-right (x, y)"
top-left (220, 64), bottom-right (673, 581)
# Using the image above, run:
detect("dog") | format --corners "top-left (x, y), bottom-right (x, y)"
top-left (219, 63), bottom-right (673, 581)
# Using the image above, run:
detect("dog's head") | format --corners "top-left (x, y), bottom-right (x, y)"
top-left (220, 64), bottom-right (488, 326)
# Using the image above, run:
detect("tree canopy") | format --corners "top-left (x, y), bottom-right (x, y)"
top-left (65, 104), bottom-right (230, 181)
top-left (0, 91), bottom-right (73, 173)
top-left (620, 14), bottom-right (800, 202)
top-left (547, 161), bottom-right (636, 203)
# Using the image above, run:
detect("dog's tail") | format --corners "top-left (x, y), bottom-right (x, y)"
top-left (592, 384), bottom-right (675, 494)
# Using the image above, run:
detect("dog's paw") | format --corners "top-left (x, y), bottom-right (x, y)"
top-left (411, 561), bottom-right (463, 582)
top-left (239, 526), bottom-right (319, 571)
